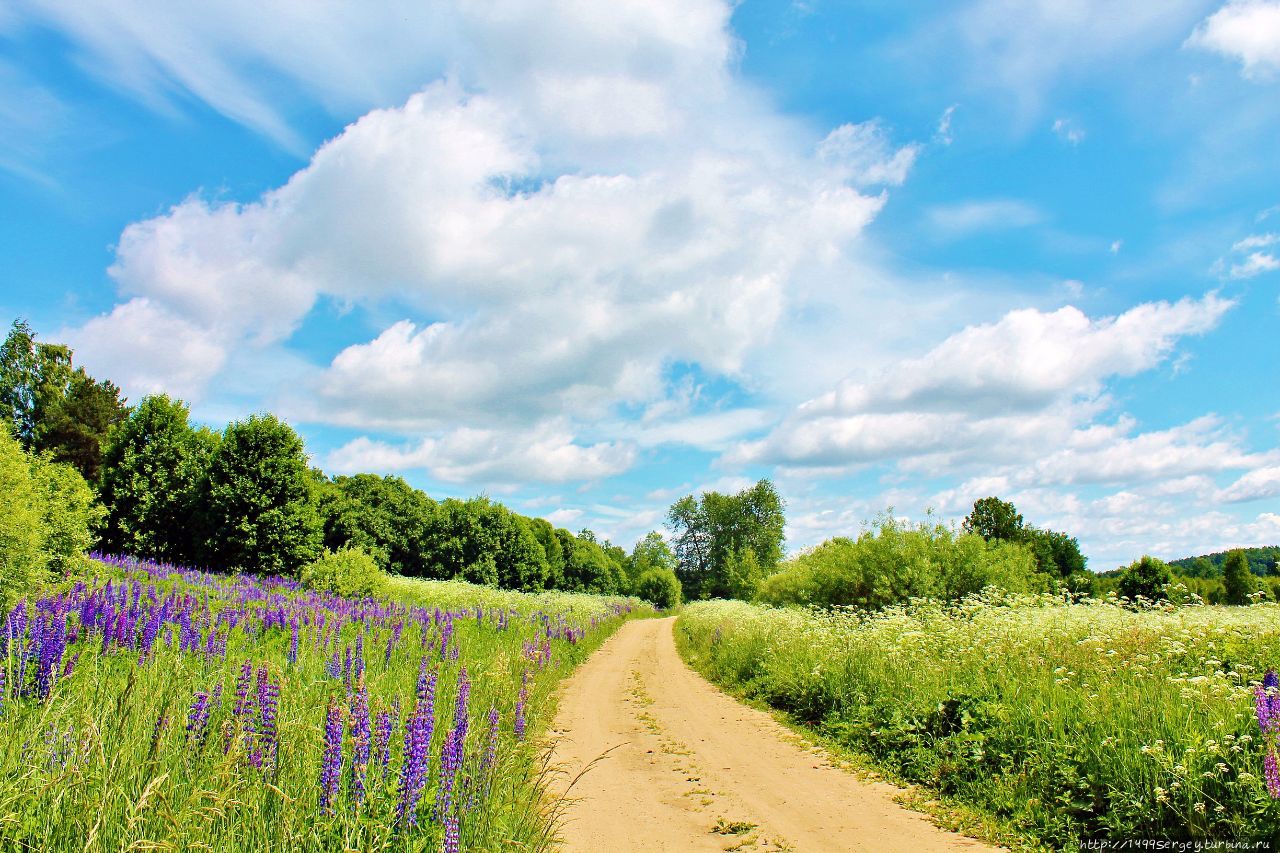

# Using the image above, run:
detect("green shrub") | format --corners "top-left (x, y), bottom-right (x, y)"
top-left (0, 427), bottom-right (47, 607)
top-left (634, 568), bottom-right (682, 609)
top-left (300, 546), bottom-right (387, 597)
top-left (0, 426), bottom-right (103, 606)
top-left (1117, 555), bottom-right (1172, 602)
top-left (758, 513), bottom-right (1047, 609)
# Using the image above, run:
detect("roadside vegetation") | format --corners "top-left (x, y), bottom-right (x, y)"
top-left (679, 594), bottom-right (1280, 846)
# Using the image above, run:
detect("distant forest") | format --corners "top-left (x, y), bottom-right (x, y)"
top-left (1169, 546), bottom-right (1280, 578)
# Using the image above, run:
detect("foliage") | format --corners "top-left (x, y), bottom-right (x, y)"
top-left (678, 595), bottom-right (1280, 847)
top-left (0, 427), bottom-right (48, 607)
top-left (1117, 555), bottom-right (1173, 602)
top-left (316, 473), bottom-right (437, 576)
top-left (418, 497), bottom-right (550, 590)
top-left (634, 568), bottom-right (682, 609)
top-left (962, 496), bottom-right (1024, 542)
top-left (963, 495), bottom-right (1086, 582)
top-left (0, 319), bottom-right (129, 480)
top-left (200, 414), bottom-right (322, 576)
top-left (98, 394), bottom-right (218, 564)
top-left (0, 554), bottom-right (647, 851)
top-left (667, 479), bottom-right (785, 600)
top-left (299, 545), bottom-right (388, 597)
top-left (757, 513), bottom-right (1048, 609)
top-left (1223, 548), bottom-right (1259, 605)
top-left (1171, 547), bottom-right (1280, 578)
top-left (0, 425), bottom-right (102, 606)
top-left (559, 528), bottom-right (627, 595)
top-left (29, 451), bottom-right (104, 572)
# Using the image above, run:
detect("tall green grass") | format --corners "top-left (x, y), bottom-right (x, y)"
top-left (678, 593), bottom-right (1280, 847)
top-left (0, 561), bottom-right (649, 851)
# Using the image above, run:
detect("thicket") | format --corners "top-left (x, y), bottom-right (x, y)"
top-left (758, 513), bottom-right (1049, 608)
top-left (0, 425), bottom-right (102, 606)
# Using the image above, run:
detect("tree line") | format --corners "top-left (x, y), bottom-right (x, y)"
top-left (4, 317), bottom-right (1274, 611)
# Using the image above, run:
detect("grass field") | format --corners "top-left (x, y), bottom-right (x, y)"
top-left (0, 554), bottom-right (648, 851)
top-left (677, 592), bottom-right (1280, 847)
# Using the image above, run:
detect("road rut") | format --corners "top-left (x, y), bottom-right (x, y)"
top-left (547, 616), bottom-right (998, 852)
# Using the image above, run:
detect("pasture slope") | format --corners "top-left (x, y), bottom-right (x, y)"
top-left (548, 617), bottom-right (995, 852)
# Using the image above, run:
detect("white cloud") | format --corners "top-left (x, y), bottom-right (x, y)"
top-left (325, 423), bottom-right (636, 485)
top-left (926, 198), bottom-right (1043, 237)
top-left (1052, 117), bottom-right (1085, 144)
top-left (817, 121), bottom-right (921, 187)
top-left (1230, 251), bottom-right (1280, 277)
top-left (935, 104), bottom-right (958, 145)
top-left (729, 294), bottom-right (1235, 470)
top-left (1232, 232), bottom-right (1279, 250)
top-left (1110, 239), bottom-right (1123, 254)
top-left (1218, 465), bottom-right (1280, 501)
top-left (1188, 1), bottom-right (1280, 80)
top-left (62, 299), bottom-right (226, 399)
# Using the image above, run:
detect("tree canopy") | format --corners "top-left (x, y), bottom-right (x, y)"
top-left (667, 479), bottom-right (785, 600)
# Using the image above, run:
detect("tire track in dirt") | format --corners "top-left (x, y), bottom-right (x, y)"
top-left (547, 616), bottom-right (999, 852)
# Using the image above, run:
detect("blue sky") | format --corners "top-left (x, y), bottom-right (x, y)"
top-left (2, 0), bottom-right (1278, 568)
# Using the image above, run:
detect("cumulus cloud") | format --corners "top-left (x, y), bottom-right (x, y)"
top-left (1218, 465), bottom-right (1280, 502)
top-left (1230, 251), bottom-right (1280, 278)
top-left (1188, 1), bottom-right (1280, 80)
top-left (325, 423), bottom-right (635, 485)
top-left (729, 294), bottom-right (1235, 470)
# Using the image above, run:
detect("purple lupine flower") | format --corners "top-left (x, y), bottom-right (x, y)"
top-left (482, 705), bottom-right (499, 775)
top-left (514, 675), bottom-right (529, 742)
top-left (187, 691), bottom-right (212, 750)
top-left (254, 666), bottom-right (280, 772)
top-left (349, 677), bottom-right (372, 805)
top-left (374, 708), bottom-right (395, 776)
top-left (354, 633), bottom-right (365, 683)
top-left (319, 698), bottom-right (345, 815)
top-left (149, 712), bottom-right (169, 759)
top-left (443, 813), bottom-right (460, 853)
top-left (435, 666), bottom-right (471, 822)
top-left (0, 668), bottom-right (5, 715)
top-left (1267, 752), bottom-right (1280, 799)
top-left (396, 671), bottom-right (436, 827)
top-left (327, 651), bottom-right (342, 679)
top-left (233, 660), bottom-right (254, 720)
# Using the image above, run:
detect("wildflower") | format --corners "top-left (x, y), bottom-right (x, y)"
top-left (187, 691), bottom-right (212, 750)
top-left (350, 678), bottom-right (371, 805)
top-left (397, 669), bottom-right (436, 827)
top-left (319, 698), bottom-right (345, 815)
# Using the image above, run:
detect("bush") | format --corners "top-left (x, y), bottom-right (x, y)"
top-left (634, 568), bottom-right (682, 609)
top-left (300, 546), bottom-right (387, 598)
top-left (1117, 555), bottom-right (1172, 602)
top-left (758, 513), bottom-right (1047, 609)
top-left (0, 426), bottom-right (103, 606)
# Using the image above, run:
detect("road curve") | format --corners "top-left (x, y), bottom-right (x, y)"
top-left (546, 616), bottom-right (998, 852)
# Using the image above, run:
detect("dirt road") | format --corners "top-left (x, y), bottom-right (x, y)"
top-left (547, 616), bottom-right (997, 852)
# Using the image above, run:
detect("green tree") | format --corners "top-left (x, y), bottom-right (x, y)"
top-left (317, 474), bottom-right (437, 576)
top-left (98, 395), bottom-right (217, 564)
top-left (0, 426), bottom-right (49, 606)
top-left (1117, 555), bottom-right (1173, 603)
top-left (526, 518), bottom-right (567, 589)
top-left (962, 496), bottom-right (1025, 542)
top-left (200, 414), bottom-right (322, 575)
top-left (1223, 549), bottom-right (1257, 605)
top-left (634, 568), bottom-right (682, 608)
top-left (667, 479), bottom-right (785, 600)
top-left (628, 531), bottom-right (677, 587)
top-left (420, 498), bottom-right (550, 590)
top-left (561, 529), bottom-right (625, 594)
top-left (0, 425), bottom-right (103, 605)
top-left (0, 320), bottom-right (128, 479)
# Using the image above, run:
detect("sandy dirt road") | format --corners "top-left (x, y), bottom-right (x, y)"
top-left (547, 616), bottom-right (997, 853)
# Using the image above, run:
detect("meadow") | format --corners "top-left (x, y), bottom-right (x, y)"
top-left (678, 592), bottom-right (1280, 847)
top-left (0, 554), bottom-right (647, 852)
